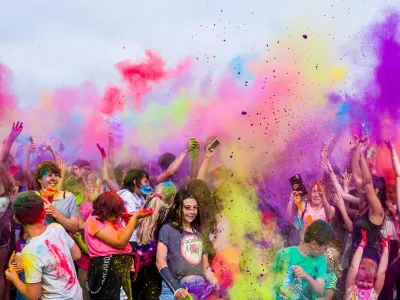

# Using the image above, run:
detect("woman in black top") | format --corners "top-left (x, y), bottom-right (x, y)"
top-left (350, 136), bottom-right (384, 263)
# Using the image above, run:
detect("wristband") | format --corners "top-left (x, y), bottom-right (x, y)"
top-left (159, 267), bottom-right (184, 295)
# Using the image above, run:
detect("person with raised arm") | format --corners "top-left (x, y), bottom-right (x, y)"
top-left (287, 181), bottom-right (335, 232)
top-left (321, 157), bottom-right (360, 205)
top-left (348, 136), bottom-right (384, 264)
top-left (0, 122), bottom-right (23, 168)
top-left (344, 230), bottom-right (390, 299)
top-left (197, 148), bottom-right (216, 182)
top-left (157, 138), bottom-right (199, 186)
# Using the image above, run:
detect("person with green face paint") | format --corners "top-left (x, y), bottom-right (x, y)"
top-left (34, 160), bottom-right (79, 234)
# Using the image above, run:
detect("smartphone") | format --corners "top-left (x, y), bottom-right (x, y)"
top-left (207, 138), bottom-right (221, 152)
top-left (29, 137), bottom-right (34, 143)
top-left (289, 174), bottom-right (308, 197)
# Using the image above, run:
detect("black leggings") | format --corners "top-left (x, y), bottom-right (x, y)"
top-left (131, 263), bottom-right (161, 300)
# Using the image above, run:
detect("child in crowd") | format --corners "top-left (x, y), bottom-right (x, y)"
top-left (318, 247), bottom-right (342, 300)
top-left (270, 220), bottom-right (334, 300)
top-left (344, 230), bottom-right (390, 299)
top-left (5, 191), bottom-right (82, 299)
top-left (84, 191), bottom-right (152, 300)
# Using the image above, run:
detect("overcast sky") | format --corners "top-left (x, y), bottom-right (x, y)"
top-left (1, 0), bottom-right (399, 104)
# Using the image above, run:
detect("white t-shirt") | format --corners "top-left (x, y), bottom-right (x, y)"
top-left (22, 223), bottom-right (82, 300)
top-left (117, 189), bottom-right (144, 242)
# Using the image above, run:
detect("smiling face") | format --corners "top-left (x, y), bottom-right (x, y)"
top-left (310, 184), bottom-right (322, 206)
top-left (355, 270), bottom-right (375, 290)
top-left (182, 198), bottom-right (198, 225)
top-left (39, 171), bottom-right (60, 190)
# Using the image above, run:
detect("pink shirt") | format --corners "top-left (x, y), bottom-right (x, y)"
top-left (79, 201), bottom-right (93, 222)
top-left (84, 215), bottom-right (132, 258)
top-left (74, 201), bottom-right (94, 271)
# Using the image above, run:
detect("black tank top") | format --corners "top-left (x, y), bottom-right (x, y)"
top-left (352, 206), bottom-right (382, 260)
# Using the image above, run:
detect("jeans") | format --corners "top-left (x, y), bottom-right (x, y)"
top-left (16, 272), bottom-right (27, 300)
top-left (159, 277), bottom-right (214, 300)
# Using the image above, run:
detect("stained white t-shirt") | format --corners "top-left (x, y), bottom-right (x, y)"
top-left (117, 189), bottom-right (144, 242)
top-left (22, 223), bottom-right (82, 300)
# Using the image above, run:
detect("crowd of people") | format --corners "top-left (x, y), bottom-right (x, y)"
top-left (0, 120), bottom-right (399, 300)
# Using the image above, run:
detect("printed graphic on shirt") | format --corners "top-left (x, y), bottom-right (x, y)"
top-left (180, 234), bottom-right (202, 265)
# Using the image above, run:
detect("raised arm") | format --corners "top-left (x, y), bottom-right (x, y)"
top-left (332, 194), bottom-right (353, 232)
top-left (345, 230), bottom-right (367, 290)
top-left (197, 149), bottom-right (215, 181)
top-left (359, 139), bottom-right (384, 221)
top-left (321, 158), bottom-right (360, 204)
top-left (107, 133), bottom-right (116, 178)
top-left (56, 158), bottom-right (69, 191)
top-left (382, 139), bottom-right (400, 210)
top-left (318, 181), bottom-right (335, 221)
top-left (23, 142), bottom-right (36, 186)
top-left (1, 121), bottom-right (23, 163)
top-left (157, 144), bottom-right (191, 184)
top-left (374, 236), bottom-right (390, 295)
top-left (97, 143), bottom-right (120, 192)
top-left (351, 136), bottom-right (363, 192)
top-left (189, 139), bottom-right (200, 180)
top-left (286, 191), bottom-right (302, 221)
top-left (44, 142), bottom-right (58, 162)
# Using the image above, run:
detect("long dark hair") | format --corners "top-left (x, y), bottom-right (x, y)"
top-left (170, 190), bottom-right (201, 232)
top-left (187, 179), bottom-right (217, 235)
top-left (92, 192), bottom-right (125, 223)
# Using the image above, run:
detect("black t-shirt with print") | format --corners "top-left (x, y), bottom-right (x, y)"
top-left (158, 223), bottom-right (206, 280)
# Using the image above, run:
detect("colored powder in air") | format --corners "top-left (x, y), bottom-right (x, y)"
top-left (0, 63), bottom-right (17, 119)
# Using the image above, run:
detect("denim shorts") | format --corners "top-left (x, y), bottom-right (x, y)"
top-left (159, 276), bottom-right (214, 300)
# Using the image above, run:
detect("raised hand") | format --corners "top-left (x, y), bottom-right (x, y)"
top-left (10, 121), bottom-right (23, 140)
top-left (360, 229), bottom-right (367, 248)
top-left (321, 157), bottom-right (333, 174)
top-left (381, 138), bottom-right (394, 151)
top-left (342, 170), bottom-right (352, 192)
top-left (205, 148), bottom-right (216, 159)
top-left (27, 141), bottom-right (37, 153)
top-left (320, 142), bottom-right (328, 159)
top-left (134, 207), bottom-right (153, 219)
top-left (381, 235), bottom-right (392, 248)
top-left (350, 135), bottom-right (360, 151)
top-left (359, 135), bottom-right (370, 154)
top-left (97, 143), bottom-right (107, 159)
top-left (332, 194), bottom-right (345, 209)
top-left (57, 157), bottom-right (69, 175)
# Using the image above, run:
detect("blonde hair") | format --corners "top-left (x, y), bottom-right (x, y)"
top-left (326, 247), bottom-right (343, 278)
top-left (136, 182), bottom-right (177, 246)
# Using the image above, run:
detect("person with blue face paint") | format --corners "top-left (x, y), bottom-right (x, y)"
top-left (116, 169), bottom-right (151, 249)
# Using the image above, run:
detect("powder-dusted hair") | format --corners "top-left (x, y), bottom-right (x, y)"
top-left (326, 247), bottom-right (343, 278)
top-left (358, 258), bottom-right (378, 279)
top-left (34, 160), bottom-right (61, 188)
top-left (136, 182), bottom-right (177, 246)
top-left (92, 192), bottom-right (125, 223)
